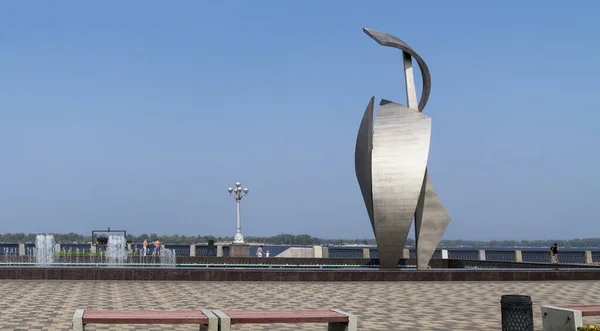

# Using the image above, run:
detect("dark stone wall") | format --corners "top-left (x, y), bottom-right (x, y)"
top-left (2, 267), bottom-right (600, 282)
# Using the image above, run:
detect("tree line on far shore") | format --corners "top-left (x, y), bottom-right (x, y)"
top-left (0, 232), bottom-right (599, 248)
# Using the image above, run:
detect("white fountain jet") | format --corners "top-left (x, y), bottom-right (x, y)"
top-left (35, 234), bottom-right (55, 266)
top-left (106, 235), bottom-right (127, 266)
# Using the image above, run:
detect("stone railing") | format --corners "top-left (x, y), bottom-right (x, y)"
top-left (1, 243), bottom-right (598, 264)
top-left (327, 247), bottom-right (599, 264)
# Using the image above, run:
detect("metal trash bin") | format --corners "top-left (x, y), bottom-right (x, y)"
top-left (501, 295), bottom-right (534, 331)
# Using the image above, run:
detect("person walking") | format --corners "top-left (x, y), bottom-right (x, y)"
top-left (256, 245), bottom-right (263, 257)
top-left (550, 242), bottom-right (559, 264)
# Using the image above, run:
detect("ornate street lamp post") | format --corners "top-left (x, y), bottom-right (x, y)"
top-left (228, 182), bottom-right (249, 244)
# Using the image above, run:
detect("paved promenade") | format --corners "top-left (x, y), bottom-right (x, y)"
top-left (0, 280), bottom-right (599, 330)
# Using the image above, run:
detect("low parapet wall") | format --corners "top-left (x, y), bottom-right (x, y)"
top-left (176, 256), bottom-right (600, 269)
top-left (3, 255), bottom-right (599, 270)
top-left (275, 247), bottom-right (314, 258)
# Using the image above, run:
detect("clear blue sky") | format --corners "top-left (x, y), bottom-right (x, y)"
top-left (1, 1), bottom-right (599, 240)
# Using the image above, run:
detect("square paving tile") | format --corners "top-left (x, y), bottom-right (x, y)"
top-left (1, 280), bottom-right (600, 330)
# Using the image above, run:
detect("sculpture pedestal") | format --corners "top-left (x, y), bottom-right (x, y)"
top-left (229, 243), bottom-right (249, 257)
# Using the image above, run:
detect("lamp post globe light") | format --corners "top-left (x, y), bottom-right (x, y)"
top-left (228, 181), bottom-right (249, 244)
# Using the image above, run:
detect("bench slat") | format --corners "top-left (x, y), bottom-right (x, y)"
top-left (222, 310), bottom-right (348, 324)
top-left (83, 310), bottom-right (209, 324)
top-left (564, 305), bottom-right (600, 317)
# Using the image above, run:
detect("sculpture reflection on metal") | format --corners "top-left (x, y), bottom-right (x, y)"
top-left (355, 27), bottom-right (451, 270)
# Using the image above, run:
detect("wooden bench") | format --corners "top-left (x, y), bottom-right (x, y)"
top-left (212, 309), bottom-right (357, 331)
top-left (564, 305), bottom-right (600, 316)
top-left (542, 305), bottom-right (600, 331)
top-left (72, 309), bottom-right (218, 331)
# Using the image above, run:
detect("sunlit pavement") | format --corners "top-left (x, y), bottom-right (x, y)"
top-left (1, 280), bottom-right (600, 330)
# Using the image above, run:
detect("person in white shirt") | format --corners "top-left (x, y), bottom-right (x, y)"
top-left (142, 239), bottom-right (148, 256)
top-left (256, 245), bottom-right (263, 257)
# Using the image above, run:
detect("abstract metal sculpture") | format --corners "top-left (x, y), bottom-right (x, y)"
top-left (355, 27), bottom-right (451, 270)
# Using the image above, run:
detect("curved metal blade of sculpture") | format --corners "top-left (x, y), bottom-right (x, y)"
top-left (355, 27), bottom-right (451, 270)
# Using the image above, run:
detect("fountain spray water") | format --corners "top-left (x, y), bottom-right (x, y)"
top-left (35, 234), bottom-right (55, 265)
top-left (106, 235), bottom-right (127, 265)
top-left (159, 248), bottom-right (176, 267)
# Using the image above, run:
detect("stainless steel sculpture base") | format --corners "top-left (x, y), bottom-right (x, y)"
top-left (414, 169), bottom-right (451, 269)
top-left (355, 28), bottom-right (451, 270)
